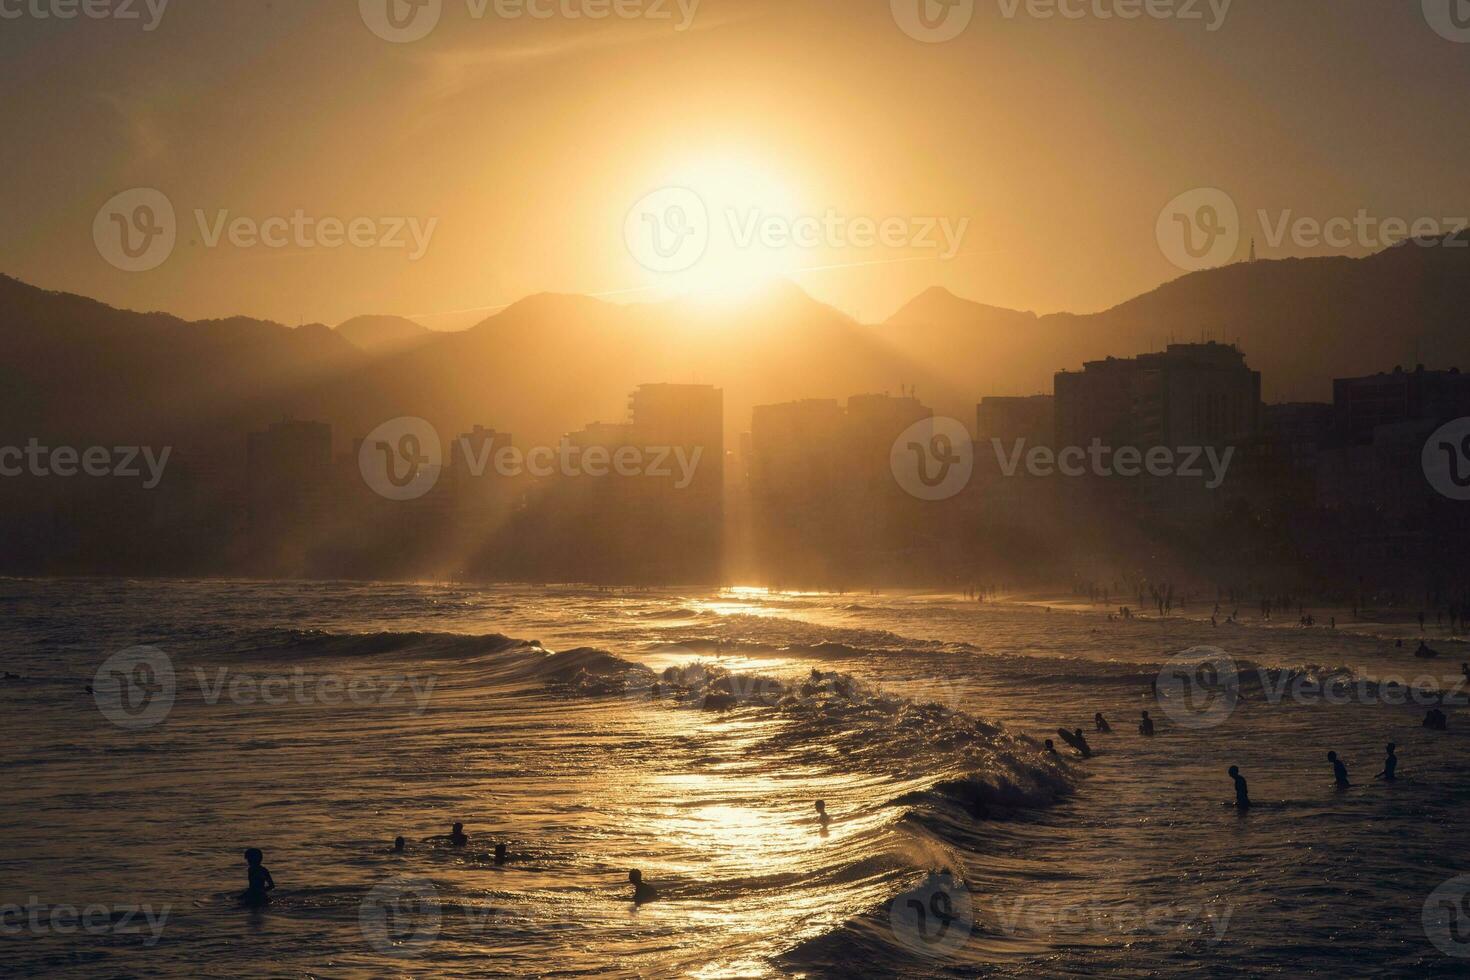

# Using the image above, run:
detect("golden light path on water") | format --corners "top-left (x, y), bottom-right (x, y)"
top-left (2, 579), bottom-right (1468, 977)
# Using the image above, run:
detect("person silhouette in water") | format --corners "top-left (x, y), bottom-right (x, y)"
top-left (1228, 766), bottom-right (1250, 808)
top-left (1072, 729), bottom-right (1093, 758)
top-left (450, 822), bottom-right (468, 847)
top-left (494, 843), bottom-right (508, 865)
top-left (390, 836), bottom-right (406, 854)
top-left (1139, 711), bottom-right (1155, 736)
top-left (1376, 744), bottom-right (1398, 782)
top-left (240, 848), bottom-right (275, 908)
top-left (1328, 751), bottom-right (1350, 788)
top-left (814, 800), bottom-right (831, 830)
top-left (1094, 712), bottom-right (1111, 733)
top-left (1045, 738), bottom-right (1059, 756)
top-left (629, 869), bottom-right (658, 904)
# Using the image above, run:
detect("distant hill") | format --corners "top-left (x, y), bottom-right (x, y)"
top-left (879, 233), bottom-right (1470, 405)
top-left (335, 315), bottom-right (434, 354)
top-left (3, 233), bottom-right (1468, 452)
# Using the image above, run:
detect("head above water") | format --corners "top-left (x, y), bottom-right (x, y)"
top-left (394, 836), bottom-right (405, 849)
top-left (814, 800), bottom-right (825, 813)
top-left (243, 847), bottom-right (263, 865)
top-left (453, 822), bottom-right (463, 832)
top-left (629, 870), bottom-right (642, 884)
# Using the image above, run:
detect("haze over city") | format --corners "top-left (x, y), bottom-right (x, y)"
top-left (5, 3), bottom-right (1470, 978)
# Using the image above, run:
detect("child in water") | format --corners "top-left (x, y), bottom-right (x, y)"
top-left (240, 848), bottom-right (275, 908)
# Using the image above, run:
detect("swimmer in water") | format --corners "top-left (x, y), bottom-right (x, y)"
top-left (814, 800), bottom-right (831, 829)
top-left (494, 843), bottom-right (507, 865)
top-left (390, 836), bottom-right (405, 854)
top-left (1228, 766), bottom-right (1250, 808)
top-left (629, 869), bottom-right (658, 904)
top-left (1375, 744), bottom-right (1398, 782)
top-left (1094, 712), bottom-right (1112, 733)
top-left (1139, 711), bottom-right (1155, 736)
top-left (1072, 728), bottom-right (1093, 758)
top-left (449, 822), bottom-right (468, 847)
top-left (1045, 738), bottom-right (1059, 755)
top-left (1328, 751), bottom-right (1350, 788)
top-left (239, 847), bottom-right (275, 908)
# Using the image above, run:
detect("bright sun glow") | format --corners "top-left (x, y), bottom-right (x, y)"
top-left (631, 155), bottom-right (805, 307)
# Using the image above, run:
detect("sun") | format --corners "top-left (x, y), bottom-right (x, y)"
top-left (629, 154), bottom-right (805, 306)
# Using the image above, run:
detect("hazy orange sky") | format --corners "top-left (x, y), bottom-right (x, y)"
top-left (2, 0), bottom-right (1468, 329)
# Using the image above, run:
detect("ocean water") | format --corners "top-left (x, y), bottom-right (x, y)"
top-left (1, 578), bottom-right (1468, 978)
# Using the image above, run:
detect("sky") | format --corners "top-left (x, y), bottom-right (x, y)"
top-left (2, 0), bottom-right (1469, 329)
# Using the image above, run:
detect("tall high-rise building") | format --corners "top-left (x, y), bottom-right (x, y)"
top-left (1054, 342), bottom-right (1261, 450)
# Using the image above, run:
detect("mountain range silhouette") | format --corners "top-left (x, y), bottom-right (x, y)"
top-left (4, 231), bottom-right (1466, 452)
